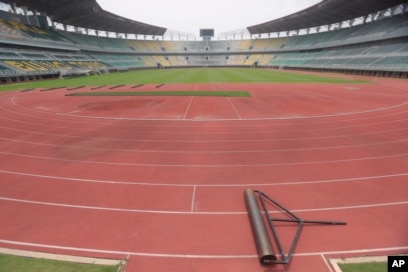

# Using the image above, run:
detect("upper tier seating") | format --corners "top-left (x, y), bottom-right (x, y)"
top-left (0, 10), bottom-right (407, 76)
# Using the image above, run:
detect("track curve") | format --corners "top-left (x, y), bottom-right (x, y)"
top-left (0, 78), bottom-right (407, 271)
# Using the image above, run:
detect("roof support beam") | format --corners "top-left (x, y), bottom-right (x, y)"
top-left (247, 0), bottom-right (407, 35)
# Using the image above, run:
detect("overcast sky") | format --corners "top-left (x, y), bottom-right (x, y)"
top-left (97, 0), bottom-right (321, 36)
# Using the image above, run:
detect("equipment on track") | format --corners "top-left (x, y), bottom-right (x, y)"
top-left (245, 189), bottom-right (347, 266)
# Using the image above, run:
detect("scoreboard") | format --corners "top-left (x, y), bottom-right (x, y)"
top-left (200, 29), bottom-right (214, 37)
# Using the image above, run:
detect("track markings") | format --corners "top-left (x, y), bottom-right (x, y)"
top-left (183, 97), bottom-right (194, 120)
top-left (9, 90), bottom-right (408, 122)
top-left (0, 196), bottom-right (407, 215)
top-left (0, 135), bottom-right (406, 154)
top-left (1, 169), bottom-right (407, 187)
top-left (322, 254), bottom-right (335, 272)
top-left (228, 97), bottom-right (242, 120)
top-left (191, 185), bottom-right (197, 213)
top-left (2, 118), bottom-right (408, 141)
top-left (54, 100), bottom-right (408, 121)
top-left (0, 150), bottom-right (406, 167)
top-left (1, 79), bottom-right (408, 271)
top-left (0, 239), bottom-right (407, 260)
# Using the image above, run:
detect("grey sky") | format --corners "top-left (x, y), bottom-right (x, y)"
top-left (96, 0), bottom-right (321, 36)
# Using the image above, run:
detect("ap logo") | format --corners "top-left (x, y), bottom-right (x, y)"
top-left (388, 256), bottom-right (407, 271)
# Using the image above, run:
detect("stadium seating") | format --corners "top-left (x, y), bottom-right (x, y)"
top-left (3, 60), bottom-right (107, 73)
top-left (0, 5), bottom-right (407, 80)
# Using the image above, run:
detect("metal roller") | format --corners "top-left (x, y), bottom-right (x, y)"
top-left (244, 189), bottom-right (277, 265)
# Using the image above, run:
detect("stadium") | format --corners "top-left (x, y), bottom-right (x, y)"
top-left (0, 0), bottom-right (407, 271)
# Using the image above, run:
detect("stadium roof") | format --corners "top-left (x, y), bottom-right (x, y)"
top-left (1, 0), bottom-right (167, 36)
top-left (248, 0), bottom-right (408, 34)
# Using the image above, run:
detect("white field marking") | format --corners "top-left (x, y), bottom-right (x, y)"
top-left (6, 89), bottom-right (408, 123)
top-left (2, 100), bottom-right (408, 134)
top-left (0, 239), bottom-right (407, 260)
top-left (0, 135), bottom-right (406, 154)
top-left (3, 99), bottom-right (408, 130)
top-left (284, 201), bottom-right (408, 214)
top-left (4, 90), bottom-right (408, 127)
top-left (1, 121), bottom-right (408, 143)
top-left (58, 115), bottom-right (184, 121)
top-left (0, 196), bottom-right (407, 215)
top-left (191, 185), bottom-right (197, 213)
top-left (228, 97), bottom-right (242, 120)
top-left (0, 247), bottom-right (123, 265)
top-left (56, 100), bottom-right (408, 121)
top-left (0, 196), bottom-right (192, 215)
top-left (183, 96), bottom-right (194, 120)
top-left (0, 150), bottom-right (406, 167)
top-left (1, 112), bottom-right (408, 137)
top-left (1, 100), bottom-right (181, 122)
top-left (64, 109), bottom-right (85, 115)
top-left (183, 84), bottom-right (197, 120)
top-left (0, 169), bottom-right (407, 187)
top-left (11, 87), bottom-right (406, 122)
top-left (322, 254), bottom-right (335, 272)
top-left (0, 169), bottom-right (193, 187)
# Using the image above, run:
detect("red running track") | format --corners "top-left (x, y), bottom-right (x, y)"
top-left (0, 75), bottom-right (407, 271)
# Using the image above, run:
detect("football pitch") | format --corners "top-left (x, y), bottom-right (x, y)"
top-left (0, 68), bottom-right (364, 92)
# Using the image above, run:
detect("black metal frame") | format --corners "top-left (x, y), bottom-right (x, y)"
top-left (254, 190), bottom-right (347, 265)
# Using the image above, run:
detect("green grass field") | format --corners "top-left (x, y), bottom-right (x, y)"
top-left (338, 261), bottom-right (387, 272)
top-left (0, 254), bottom-right (120, 272)
top-left (67, 91), bottom-right (251, 97)
top-left (0, 253), bottom-right (387, 272)
top-left (0, 68), bottom-right (365, 92)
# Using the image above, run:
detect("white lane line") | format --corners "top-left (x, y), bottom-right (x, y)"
top-left (2, 103), bottom-right (408, 135)
top-left (183, 96), bottom-right (194, 120)
top-left (191, 185), bottom-right (197, 213)
top-left (2, 122), bottom-right (408, 143)
top-left (0, 169), bottom-right (192, 187)
top-left (0, 239), bottom-right (407, 260)
top-left (0, 169), bottom-right (407, 187)
top-left (0, 197), bottom-right (191, 215)
top-left (322, 254), bottom-right (335, 272)
top-left (0, 196), bottom-right (407, 215)
top-left (64, 109), bottom-right (85, 115)
top-left (57, 100), bottom-right (408, 121)
top-left (60, 112), bottom-right (401, 122)
top-left (5, 90), bottom-right (408, 126)
top-left (2, 102), bottom-right (408, 130)
top-left (9, 87), bottom-right (406, 122)
top-left (0, 239), bottom-right (256, 259)
top-left (0, 136), bottom-right (406, 154)
top-left (288, 201), bottom-right (408, 213)
top-left (182, 84), bottom-right (198, 120)
top-left (228, 97), bottom-right (242, 120)
top-left (0, 150), bottom-right (406, 167)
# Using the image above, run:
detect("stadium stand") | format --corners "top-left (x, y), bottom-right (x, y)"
top-left (0, 0), bottom-right (407, 83)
